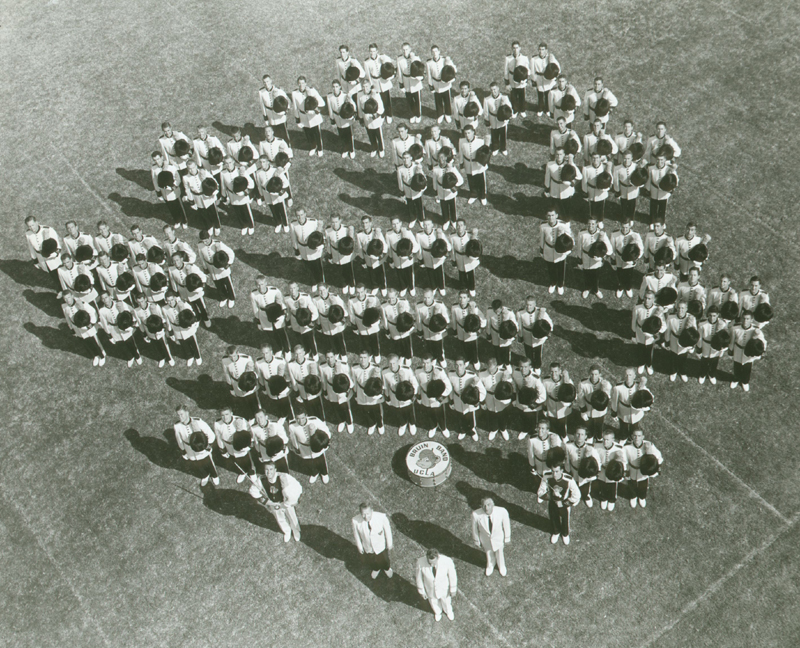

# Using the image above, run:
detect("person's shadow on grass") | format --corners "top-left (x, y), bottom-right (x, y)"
top-left (23, 322), bottom-right (90, 359)
top-left (202, 487), bottom-right (281, 533)
top-left (165, 374), bottom-right (233, 412)
top-left (454, 480), bottom-right (551, 534)
top-left (23, 289), bottom-right (64, 319)
top-left (448, 444), bottom-right (534, 492)
top-left (0, 259), bottom-right (59, 290)
top-left (391, 512), bottom-right (484, 568)
top-left (300, 523), bottom-right (428, 611)
top-left (115, 167), bottom-right (153, 192)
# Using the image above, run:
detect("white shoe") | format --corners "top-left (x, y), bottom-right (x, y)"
top-left (214, 228), bottom-right (221, 236)
top-left (709, 376), bottom-right (717, 385)
top-left (409, 425), bottom-right (417, 436)
top-left (228, 301), bottom-right (234, 309)
top-left (378, 426), bottom-right (385, 435)
top-left (321, 474), bottom-right (329, 484)
top-left (637, 365), bottom-right (645, 374)
top-left (582, 290), bottom-right (589, 299)
top-left (196, 357), bottom-right (202, 365)
top-left (201, 475), bottom-right (209, 486)
top-left (468, 197), bottom-right (477, 204)
top-left (318, 150), bottom-right (324, 157)
top-left (680, 374), bottom-right (688, 383)
top-left (398, 425), bottom-right (406, 437)
top-left (127, 358), bottom-right (134, 368)
top-left (271, 225), bottom-right (280, 235)
top-left (480, 199), bottom-right (487, 206)
top-left (434, 613), bottom-right (442, 622)
top-left (442, 429), bottom-right (450, 438)
top-left (203, 320), bottom-right (211, 328)
top-left (283, 225), bottom-right (290, 233)
top-left (646, 365), bottom-right (654, 375)
top-left (309, 474), bottom-right (318, 484)
top-left (615, 290), bottom-right (623, 298)
top-left (501, 430), bottom-right (509, 441)
top-left (550, 534), bottom-right (560, 544)
top-left (520, 111), bottom-right (527, 118)
top-left (596, 291), bottom-right (603, 299)
top-left (312, 285), bottom-right (319, 293)
top-left (241, 228), bottom-right (248, 236)
top-left (518, 432), bottom-right (528, 440)
top-left (471, 432), bottom-right (479, 441)
top-left (562, 535), bottom-right (570, 545)
top-left (488, 431), bottom-right (497, 441)
top-left (730, 382), bottom-right (739, 389)
top-left (437, 115), bottom-right (444, 124)
top-left (92, 356), bottom-right (99, 367)
top-left (639, 498), bottom-right (647, 507)
top-left (584, 498), bottom-right (593, 508)
top-left (349, 152), bottom-right (355, 159)
top-left (408, 220), bottom-right (417, 229)
top-left (338, 422), bottom-right (345, 433)
top-left (342, 151), bottom-right (348, 158)
top-left (248, 228), bottom-right (255, 236)
top-left (445, 610), bottom-right (454, 621)
top-left (428, 429), bottom-right (437, 438)
top-left (457, 432), bottom-right (466, 440)
top-left (378, 151), bottom-right (385, 158)
top-left (370, 151), bottom-right (377, 158)
top-left (219, 300), bottom-right (228, 308)
top-left (385, 568), bottom-right (393, 578)
top-left (743, 383), bottom-right (750, 392)
top-left (443, 221), bottom-right (450, 231)
top-left (400, 289), bottom-right (407, 297)
top-left (438, 288), bottom-right (446, 297)
top-left (626, 289), bottom-right (633, 298)
top-left (486, 564), bottom-right (494, 576)
top-left (309, 149), bottom-right (317, 156)
top-left (135, 356), bottom-right (143, 365)
top-left (236, 473), bottom-right (246, 484)
top-left (537, 111), bottom-right (544, 117)
top-left (670, 374), bottom-right (677, 382)
top-left (168, 358), bottom-right (175, 367)
top-left (499, 566), bottom-right (507, 577)
top-left (502, 150), bottom-right (508, 156)
top-left (548, 285), bottom-right (556, 294)
top-left (368, 425), bottom-right (376, 436)
top-left (598, 222), bottom-right (605, 230)
top-left (469, 291), bottom-right (476, 298)
top-left (158, 359), bottom-right (165, 368)
top-left (371, 570), bottom-right (380, 579)
top-left (600, 500), bottom-right (608, 510)
top-left (386, 116), bottom-right (393, 124)
top-left (444, 116), bottom-right (452, 123)
top-left (557, 286), bottom-right (564, 295)
top-left (608, 502), bottom-right (616, 511)
top-left (347, 424), bottom-right (354, 434)
top-left (409, 288), bottom-right (416, 297)
top-left (98, 356), bottom-right (106, 366)
top-left (211, 476), bottom-right (219, 486)
top-left (381, 288), bottom-right (388, 297)
top-left (282, 531), bottom-right (292, 543)
top-left (630, 498), bottom-right (638, 508)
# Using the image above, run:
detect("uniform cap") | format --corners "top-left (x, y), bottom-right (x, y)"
top-left (157, 170), bottom-right (175, 189)
top-left (366, 238), bottom-right (384, 257)
top-left (426, 378), bottom-right (446, 399)
top-left (659, 173), bottom-right (678, 192)
top-left (560, 164), bottom-right (577, 182)
top-left (408, 143), bottom-right (424, 161)
top-left (687, 243), bottom-right (708, 263)
top-left (338, 101), bottom-right (356, 120)
top-left (362, 307), bottom-right (381, 327)
top-left (364, 376), bottom-right (383, 397)
top-left (273, 95), bottom-right (289, 113)
top-left (207, 147), bottom-right (224, 166)
top-left (559, 94), bottom-right (576, 112)
top-left (303, 374), bottom-right (322, 396)
top-left (115, 272), bottom-right (135, 291)
top-left (202, 177), bottom-right (219, 196)
top-left (274, 151), bottom-right (290, 167)
top-left (578, 456), bottom-right (599, 478)
top-left (754, 302), bottom-right (773, 323)
top-left (590, 390), bottom-right (609, 410)
top-left (621, 243), bottom-right (641, 263)
top-left (495, 381), bottom-right (514, 402)
top-left (497, 104), bottom-right (513, 121)
top-left (295, 307), bottom-right (313, 327)
top-left (238, 371), bottom-right (259, 393)
top-left (605, 458), bottom-right (624, 481)
top-left (641, 315), bottom-right (662, 335)
top-left (463, 313), bottom-right (481, 333)
top-left (512, 65), bottom-right (529, 82)
top-left (173, 139), bottom-right (191, 157)
top-left (232, 176), bottom-right (249, 193)
top-left (396, 380), bottom-right (415, 401)
top-left (332, 373), bottom-right (350, 394)
top-left (427, 312), bottom-right (447, 333)
top-left (267, 375), bottom-right (289, 394)
top-left (212, 250), bottom-right (230, 269)
top-left (72, 310), bottom-right (91, 328)
top-left (309, 429), bottom-right (330, 453)
top-left (306, 230), bottom-right (324, 249)
top-left (75, 244), bottom-right (94, 264)
top-left (337, 235), bottom-right (355, 254)
top-left (344, 64), bottom-right (361, 82)
top-left (596, 139), bottom-right (613, 157)
top-left (744, 337), bottom-right (765, 358)
top-left (266, 176), bottom-right (284, 194)
top-left (639, 454), bottom-right (660, 476)
top-left (517, 386), bottom-right (537, 406)
top-left (719, 301), bottom-right (739, 320)
top-left (442, 171), bottom-right (459, 189)
top-left (328, 304), bottom-right (345, 324)
top-left (595, 171), bottom-right (613, 190)
top-left (178, 308), bottom-right (197, 328)
top-left (474, 145), bottom-right (492, 166)
top-left (461, 384), bottom-right (481, 405)
top-left (42, 238), bottom-right (59, 257)
top-left (655, 286), bottom-right (678, 307)
top-left (657, 143), bottom-right (675, 160)
top-left (554, 233), bottom-right (574, 254)
top-left (678, 326), bottom-right (700, 348)
top-left (147, 245), bottom-right (166, 265)
top-left (363, 97), bottom-right (379, 115)
top-left (110, 243), bottom-right (129, 263)
top-left (630, 389), bottom-right (654, 409)
top-left (265, 302), bottom-right (284, 323)
top-left (687, 299), bottom-right (704, 319)
top-left (409, 173), bottom-right (427, 192)
top-left (440, 65), bottom-right (456, 82)
top-left (465, 239), bottom-right (482, 258)
top-left (396, 311), bottom-right (415, 333)
top-left (145, 314), bottom-right (164, 333)
top-left (395, 237), bottom-right (414, 257)
top-left (304, 96), bottom-right (319, 112)
top-left (531, 319), bottom-right (552, 338)
top-left (265, 436), bottom-right (285, 457)
top-left (557, 382), bottom-right (576, 403)
top-left (546, 446), bottom-right (566, 468)
top-left (380, 61), bottom-right (396, 80)
top-left (588, 240), bottom-right (608, 258)
top-left (231, 428), bottom-right (252, 452)
top-left (189, 431), bottom-right (209, 452)
top-left (430, 238), bottom-right (448, 258)
top-left (73, 274), bottom-right (92, 293)
top-left (653, 246), bottom-right (674, 265)
top-left (463, 101), bottom-right (479, 118)
top-left (543, 62), bottom-right (560, 80)
top-left (237, 146), bottom-right (254, 164)
top-left (594, 98), bottom-right (611, 117)
top-left (149, 272), bottom-right (168, 291)
top-left (116, 310), bottom-right (135, 330)
top-left (630, 166), bottom-right (649, 187)
top-left (410, 60), bottom-right (426, 78)
top-left (498, 319), bottom-right (518, 340)
top-left (629, 142), bottom-right (645, 161)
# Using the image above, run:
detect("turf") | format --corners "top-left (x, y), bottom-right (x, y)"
top-left (1, 0), bottom-right (799, 647)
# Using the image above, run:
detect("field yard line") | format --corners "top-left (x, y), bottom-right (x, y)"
top-left (6, 491), bottom-right (112, 646)
top-left (651, 411), bottom-right (789, 524)
top-left (330, 455), bottom-right (516, 648)
top-left (582, 355), bottom-right (790, 524)
top-left (637, 511), bottom-right (800, 648)
top-left (57, 148), bottom-right (115, 214)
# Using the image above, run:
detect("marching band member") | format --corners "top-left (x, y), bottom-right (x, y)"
top-left (313, 284), bottom-right (348, 360)
top-left (349, 284), bottom-right (382, 361)
top-left (416, 288), bottom-right (450, 366)
top-left (396, 42), bottom-right (424, 123)
top-left (540, 210), bottom-right (572, 295)
top-left (97, 292), bottom-right (141, 367)
top-left (452, 81), bottom-right (482, 132)
top-left (632, 289), bottom-right (666, 375)
top-left (624, 429), bottom-right (663, 508)
top-left (610, 369), bottom-right (651, 438)
top-left (250, 410), bottom-right (290, 474)
top-left (577, 365), bottom-right (613, 441)
top-left (424, 124), bottom-right (454, 171)
top-left (645, 151), bottom-right (678, 226)
top-left (290, 209), bottom-right (325, 292)
top-left (222, 346), bottom-right (260, 414)
top-left (531, 42), bottom-right (559, 116)
top-left (356, 79), bottom-right (386, 158)
top-left (364, 43), bottom-right (396, 123)
top-left (174, 405), bottom-right (219, 486)
top-left (416, 353), bottom-right (453, 439)
top-left (450, 219), bottom-right (481, 296)
top-left (675, 222), bottom-right (711, 281)
top-left (577, 217), bottom-right (611, 299)
top-left (643, 219), bottom-right (676, 272)
top-left (503, 40), bottom-right (530, 117)
top-left (537, 463), bottom-right (580, 546)
top-left (285, 281), bottom-right (320, 358)
top-left (319, 351), bottom-right (354, 434)
top-left (161, 291), bottom-right (202, 366)
top-left (729, 311), bottom-right (767, 392)
top-left (707, 273), bottom-right (738, 317)
top-left (327, 80), bottom-right (357, 159)
top-left (385, 218), bottom-right (419, 297)
top-left (487, 298), bottom-right (518, 368)
top-left (613, 149), bottom-right (641, 224)
top-left (335, 44), bottom-right (365, 97)
top-left (542, 362), bottom-right (574, 439)
top-left (288, 410), bottom-right (331, 484)
top-left (582, 77), bottom-right (618, 128)
top-left (549, 75), bottom-right (581, 127)
top-left (383, 353), bottom-right (419, 437)
top-left (448, 356), bottom-right (486, 441)
top-left (168, 252), bottom-right (210, 327)
top-left (665, 300), bottom-right (698, 382)
top-left (291, 76), bottom-right (326, 157)
top-left (566, 426), bottom-right (600, 507)
top-left (416, 219), bottom-right (450, 297)
top-left (483, 82), bottom-right (512, 156)
top-left (356, 216), bottom-right (389, 296)
top-left (133, 292), bottom-right (174, 367)
top-left (544, 146), bottom-right (582, 222)
top-left (62, 291), bottom-right (105, 366)
top-left (595, 430), bottom-right (627, 511)
top-left (382, 288), bottom-right (414, 366)
top-left (610, 218), bottom-right (643, 298)
top-left (427, 45), bottom-right (457, 123)
top-left (644, 121), bottom-right (682, 166)
top-left (352, 350), bottom-right (385, 435)
top-left (696, 306), bottom-right (730, 384)
top-left (197, 231), bottom-right (236, 308)
top-left (527, 419), bottom-right (563, 478)
top-left (249, 462), bottom-right (303, 542)
top-left (458, 124), bottom-right (489, 205)
top-left (451, 290), bottom-right (486, 368)
top-left (255, 343), bottom-right (292, 419)
top-left (258, 74), bottom-right (292, 143)
top-left (432, 151), bottom-right (463, 230)
top-left (513, 358), bottom-right (547, 439)
top-left (479, 357), bottom-right (514, 441)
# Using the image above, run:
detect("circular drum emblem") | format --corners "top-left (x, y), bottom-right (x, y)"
top-left (406, 441), bottom-right (452, 487)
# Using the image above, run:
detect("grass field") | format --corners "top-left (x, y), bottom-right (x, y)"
top-left (1, 0), bottom-right (799, 647)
